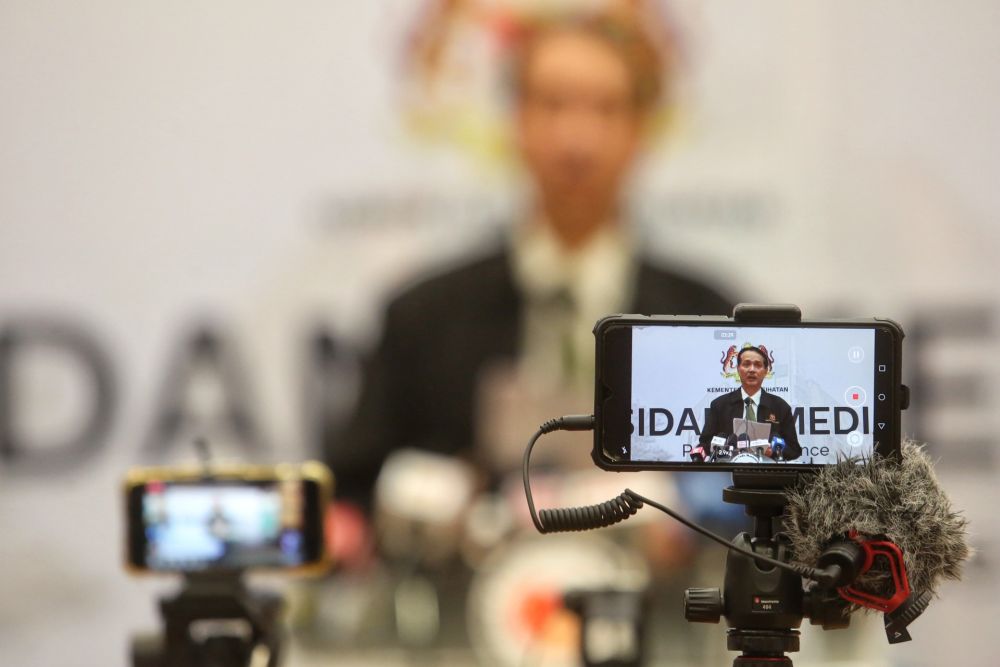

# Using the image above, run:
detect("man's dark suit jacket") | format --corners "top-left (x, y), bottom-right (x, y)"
top-left (698, 388), bottom-right (801, 460)
top-left (327, 245), bottom-right (733, 508)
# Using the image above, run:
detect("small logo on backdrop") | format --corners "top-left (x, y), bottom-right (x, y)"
top-left (720, 343), bottom-right (775, 381)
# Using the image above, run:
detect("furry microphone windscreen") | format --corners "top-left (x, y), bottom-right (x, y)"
top-left (784, 440), bottom-right (970, 602)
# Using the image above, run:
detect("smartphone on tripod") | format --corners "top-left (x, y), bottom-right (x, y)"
top-left (592, 313), bottom-right (906, 471)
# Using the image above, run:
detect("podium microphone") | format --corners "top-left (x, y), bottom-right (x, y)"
top-left (784, 440), bottom-right (970, 642)
top-left (725, 434), bottom-right (738, 457)
top-left (709, 435), bottom-right (736, 462)
top-left (771, 436), bottom-right (786, 461)
top-left (697, 435), bottom-right (726, 462)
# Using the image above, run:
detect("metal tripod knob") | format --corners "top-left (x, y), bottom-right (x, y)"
top-left (684, 587), bottom-right (723, 623)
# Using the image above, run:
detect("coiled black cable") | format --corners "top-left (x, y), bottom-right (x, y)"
top-left (522, 415), bottom-right (829, 583)
top-left (522, 415), bottom-right (616, 534)
top-left (523, 415), bottom-right (642, 533)
top-left (536, 490), bottom-right (643, 533)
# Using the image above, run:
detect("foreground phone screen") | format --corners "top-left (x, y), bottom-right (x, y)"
top-left (134, 480), bottom-right (317, 571)
top-left (599, 321), bottom-right (900, 467)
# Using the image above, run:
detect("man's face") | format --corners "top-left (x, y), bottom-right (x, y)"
top-left (737, 350), bottom-right (767, 394)
top-left (514, 29), bottom-right (645, 219)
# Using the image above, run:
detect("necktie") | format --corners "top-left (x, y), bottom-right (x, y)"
top-left (744, 396), bottom-right (756, 422)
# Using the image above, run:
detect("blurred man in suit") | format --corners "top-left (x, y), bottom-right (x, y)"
top-left (327, 11), bottom-right (732, 511)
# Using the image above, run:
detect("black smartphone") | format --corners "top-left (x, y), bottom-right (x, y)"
top-left (593, 315), bottom-right (905, 471)
top-left (124, 461), bottom-right (331, 574)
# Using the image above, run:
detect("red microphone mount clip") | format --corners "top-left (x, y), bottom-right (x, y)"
top-left (836, 530), bottom-right (910, 613)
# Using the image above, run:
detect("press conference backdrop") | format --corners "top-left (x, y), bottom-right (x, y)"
top-left (1, 2), bottom-right (998, 666)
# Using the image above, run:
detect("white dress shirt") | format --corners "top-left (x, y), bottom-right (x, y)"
top-left (509, 217), bottom-right (636, 388)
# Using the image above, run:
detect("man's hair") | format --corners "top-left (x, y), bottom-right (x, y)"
top-left (737, 346), bottom-right (770, 370)
top-left (506, 11), bottom-right (670, 112)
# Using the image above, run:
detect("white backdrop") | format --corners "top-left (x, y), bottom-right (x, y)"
top-left (1, 1), bottom-right (998, 665)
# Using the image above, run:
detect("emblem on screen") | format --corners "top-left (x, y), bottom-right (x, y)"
top-left (720, 343), bottom-right (775, 381)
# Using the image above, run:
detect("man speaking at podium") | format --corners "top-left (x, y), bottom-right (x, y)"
top-left (699, 346), bottom-right (801, 460)
top-left (327, 10), bottom-right (733, 512)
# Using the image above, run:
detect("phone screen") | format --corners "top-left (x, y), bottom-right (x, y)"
top-left (597, 319), bottom-right (902, 469)
top-left (127, 474), bottom-right (326, 572)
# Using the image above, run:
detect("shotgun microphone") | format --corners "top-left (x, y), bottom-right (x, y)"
top-left (783, 440), bottom-right (970, 641)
